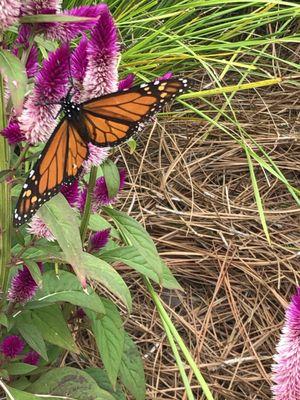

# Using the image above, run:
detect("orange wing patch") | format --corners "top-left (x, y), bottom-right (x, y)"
top-left (82, 78), bottom-right (189, 147)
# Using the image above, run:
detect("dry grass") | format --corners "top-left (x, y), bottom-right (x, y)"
top-left (74, 50), bottom-right (300, 398)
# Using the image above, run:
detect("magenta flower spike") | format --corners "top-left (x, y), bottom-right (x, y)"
top-left (8, 264), bottom-right (43, 304)
top-left (18, 44), bottom-right (70, 144)
top-left (1, 121), bottom-right (25, 145)
top-left (60, 179), bottom-right (79, 207)
top-left (0, 335), bottom-right (25, 358)
top-left (81, 6), bottom-right (119, 101)
top-left (90, 228), bottom-right (110, 252)
top-left (23, 350), bottom-right (40, 366)
top-left (0, 0), bottom-right (21, 31)
top-left (272, 288), bottom-right (300, 400)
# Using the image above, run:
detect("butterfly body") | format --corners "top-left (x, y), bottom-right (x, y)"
top-left (14, 78), bottom-right (189, 227)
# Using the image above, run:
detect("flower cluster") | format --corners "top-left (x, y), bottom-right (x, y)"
top-left (272, 288), bottom-right (300, 400)
top-left (0, 335), bottom-right (40, 365)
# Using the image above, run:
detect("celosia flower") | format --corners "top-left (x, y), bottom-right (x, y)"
top-left (0, 335), bottom-right (25, 358)
top-left (71, 35), bottom-right (88, 102)
top-left (27, 215), bottom-right (55, 241)
top-left (160, 71), bottom-right (173, 80)
top-left (82, 143), bottom-right (109, 173)
top-left (23, 350), bottom-right (40, 366)
top-left (0, 0), bottom-right (21, 31)
top-left (78, 168), bottom-right (126, 212)
top-left (90, 228), bottom-right (110, 252)
top-left (1, 121), bottom-right (25, 145)
top-left (8, 263), bottom-right (43, 304)
top-left (18, 44), bottom-right (70, 144)
top-left (118, 74), bottom-right (135, 91)
top-left (272, 288), bottom-right (300, 400)
top-left (81, 7), bottom-right (119, 101)
top-left (75, 308), bottom-right (86, 319)
top-left (60, 179), bottom-right (79, 207)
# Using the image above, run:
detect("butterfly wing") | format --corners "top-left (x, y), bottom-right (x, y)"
top-left (81, 78), bottom-right (189, 147)
top-left (13, 119), bottom-right (88, 227)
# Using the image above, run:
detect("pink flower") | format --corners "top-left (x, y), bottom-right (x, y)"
top-left (23, 350), bottom-right (40, 366)
top-left (27, 215), bottom-right (55, 241)
top-left (272, 288), bottom-right (300, 399)
top-left (71, 35), bottom-right (88, 102)
top-left (81, 7), bottom-right (119, 101)
top-left (82, 143), bottom-right (109, 173)
top-left (0, 335), bottom-right (25, 358)
top-left (8, 263), bottom-right (43, 304)
top-left (90, 228), bottom-right (110, 252)
top-left (0, 0), bottom-right (21, 31)
top-left (18, 44), bottom-right (70, 144)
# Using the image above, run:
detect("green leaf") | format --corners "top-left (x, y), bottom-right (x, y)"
top-left (119, 334), bottom-right (146, 400)
top-left (6, 363), bottom-right (37, 376)
top-left (0, 313), bottom-right (8, 327)
top-left (86, 299), bottom-right (125, 389)
top-left (86, 368), bottom-right (126, 400)
top-left (30, 305), bottom-right (79, 353)
top-left (4, 386), bottom-right (39, 400)
top-left (81, 252), bottom-right (132, 312)
top-left (102, 160), bottom-right (120, 198)
top-left (28, 367), bottom-right (115, 400)
top-left (21, 14), bottom-right (98, 23)
top-left (103, 208), bottom-right (162, 279)
top-left (31, 270), bottom-right (105, 315)
top-left (38, 194), bottom-right (86, 286)
top-left (127, 138), bottom-right (137, 154)
top-left (11, 377), bottom-right (31, 391)
top-left (0, 49), bottom-right (27, 112)
top-left (101, 246), bottom-right (182, 290)
top-left (22, 260), bottom-right (42, 287)
top-left (15, 315), bottom-right (48, 360)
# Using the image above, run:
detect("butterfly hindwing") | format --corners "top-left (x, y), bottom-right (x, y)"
top-left (13, 119), bottom-right (89, 227)
top-left (81, 78), bottom-right (189, 147)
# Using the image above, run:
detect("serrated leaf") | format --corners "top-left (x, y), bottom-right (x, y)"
top-left (86, 368), bottom-right (126, 400)
top-left (101, 246), bottom-right (182, 290)
top-left (102, 160), bottom-right (120, 198)
top-left (28, 367), bottom-right (115, 400)
top-left (38, 194), bottom-right (86, 286)
top-left (30, 305), bottom-right (79, 353)
top-left (119, 334), bottom-right (146, 400)
top-left (86, 299), bottom-right (125, 389)
top-left (0, 49), bottom-right (27, 112)
top-left (15, 315), bottom-right (48, 360)
top-left (31, 270), bottom-right (105, 315)
top-left (6, 363), bottom-right (37, 376)
top-left (103, 208), bottom-right (162, 279)
top-left (81, 253), bottom-right (132, 312)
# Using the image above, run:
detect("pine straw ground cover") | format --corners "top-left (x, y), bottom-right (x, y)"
top-left (72, 46), bottom-right (299, 398)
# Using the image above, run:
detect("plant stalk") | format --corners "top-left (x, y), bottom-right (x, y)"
top-left (0, 74), bottom-right (11, 302)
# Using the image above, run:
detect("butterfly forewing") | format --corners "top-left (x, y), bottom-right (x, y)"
top-left (13, 119), bottom-right (89, 227)
top-left (81, 78), bottom-right (189, 147)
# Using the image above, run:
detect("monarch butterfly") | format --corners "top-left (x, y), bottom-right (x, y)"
top-left (13, 78), bottom-right (189, 227)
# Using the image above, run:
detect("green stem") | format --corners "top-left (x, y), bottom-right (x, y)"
top-left (160, 310), bottom-right (195, 400)
top-left (80, 166), bottom-right (98, 241)
top-left (145, 278), bottom-right (215, 400)
top-left (0, 74), bottom-right (11, 302)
